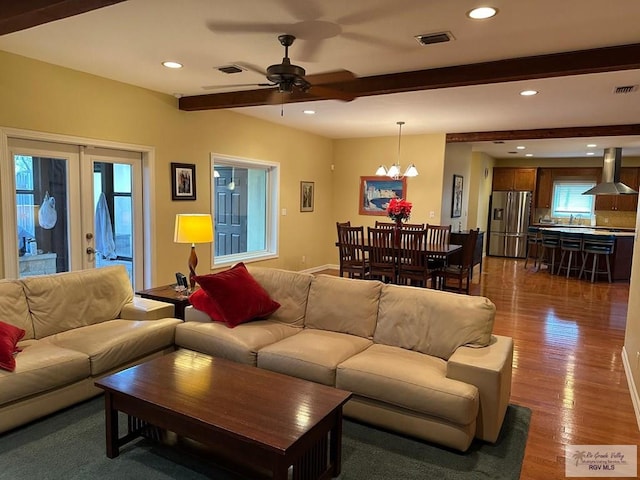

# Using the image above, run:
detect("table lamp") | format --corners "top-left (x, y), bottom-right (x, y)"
top-left (174, 214), bottom-right (213, 290)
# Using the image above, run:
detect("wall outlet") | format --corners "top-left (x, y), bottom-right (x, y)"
top-left (301, 255), bottom-right (306, 264)
top-left (281, 208), bottom-right (287, 216)
top-left (604, 217), bottom-right (609, 224)
top-left (429, 211), bottom-right (435, 218)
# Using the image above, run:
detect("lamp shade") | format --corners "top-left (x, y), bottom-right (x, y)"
top-left (174, 214), bottom-right (213, 244)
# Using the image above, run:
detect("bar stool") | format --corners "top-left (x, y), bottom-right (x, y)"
top-left (524, 226), bottom-right (542, 269)
top-left (557, 232), bottom-right (584, 278)
top-left (539, 230), bottom-right (561, 274)
top-left (579, 234), bottom-right (615, 283)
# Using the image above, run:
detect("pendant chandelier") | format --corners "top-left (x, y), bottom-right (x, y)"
top-left (375, 121), bottom-right (419, 180)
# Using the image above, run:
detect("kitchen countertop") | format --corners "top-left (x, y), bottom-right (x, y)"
top-left (537, 226), bottom-right (636, 237)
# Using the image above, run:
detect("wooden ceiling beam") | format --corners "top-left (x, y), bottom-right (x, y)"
top-left (179, 42), bottom-right (640, 111)
top-left (0, 0), bottom-right (127, 36)
top-left (446, 125), bottom-right (640, 143)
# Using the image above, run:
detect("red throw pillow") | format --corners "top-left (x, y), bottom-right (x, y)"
top-left (193, 263), bottom-right (280, 328)
top-left (0, 321), bottom-right (26, 372)
top-left (188, 288), bottom-right (224, 324)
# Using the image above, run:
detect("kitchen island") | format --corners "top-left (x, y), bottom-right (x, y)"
top-left (537, 226), bottom-right (635, 281)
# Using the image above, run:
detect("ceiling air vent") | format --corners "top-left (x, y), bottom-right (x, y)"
top-left (216, 65), bottom-right (246, 74)
top-left (415, 31), bottom-right (455, 46)
top-left (613, 85), bottom-right (638, 94)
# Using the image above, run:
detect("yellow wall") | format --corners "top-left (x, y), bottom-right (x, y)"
top-left (0, 50), bottom-right (335, 283)
top-left (332, 133), bottom-right (447, 228)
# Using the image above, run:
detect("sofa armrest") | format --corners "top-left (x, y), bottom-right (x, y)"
top-left (120, 297), bottom-right (176, 320)
top-left (446, 334), bottom-right (513, 443)
top-left (184, 305), bottom-right (212, 322)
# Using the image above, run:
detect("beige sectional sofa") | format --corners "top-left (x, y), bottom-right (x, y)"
top-left (0, 266), bottom-right (181, 433)
top-left (176, 266), bottom-right (513, 452)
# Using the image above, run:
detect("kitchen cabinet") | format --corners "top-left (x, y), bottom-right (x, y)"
top-left (595, 167), bottom-right (639, 212)
top-left (611, 236), bottom-right (635, 281)
top-left (492, 168), bottom-right (536, 191)
top-left (536, 168), bottom-right (553, 208)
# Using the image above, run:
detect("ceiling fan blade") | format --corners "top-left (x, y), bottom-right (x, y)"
top-left (308, 85), bottom-right (355, 102)
top-left (305, 70), bottom-right (356, 85)
top-left (336, 0), bottom-right (418, 26)
top-left (297, 38), bottom-right (324, 63)
top-left (202, 83), bottom-right (274, 91)
top-left (281, 0), bottom-right (323, 21)
top-left (341, 31), bottom-right (408, 51)
top-left (206, 21), bottom-right (290, 34)
top-left (234, 62), bottom-right (268, 77)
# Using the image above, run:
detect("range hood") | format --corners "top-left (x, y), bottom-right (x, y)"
top-left (582, 147), bottom-right (638, 195)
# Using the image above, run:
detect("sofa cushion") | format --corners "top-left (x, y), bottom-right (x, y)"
top-left (0, 321), bottom-right (26, 372)
top-left (21, 265), bottom-right (134, 339)
top-left (247, 266), bottom-right (313, 327)
top-left (374, 284), bottom-right (495, 360)
top-left (305, 275), bottom-right (382, 339)
top-left (258, 329), bottom-right (372, 386)
top-left (194, 263), bottom-right (280, 328)
top-left (0, 280), bottom-right (33, 340)
top-left (337, 343), bottom-right (479, 426)
top-left (0, 340), bottom-right (90, 406)
top-left (175, 320), bottom-right (301, 366)
top-left (44, 318), bottom-right (181, 375)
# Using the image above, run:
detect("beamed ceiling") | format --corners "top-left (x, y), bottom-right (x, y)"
top-left (2, 0), bottom-right (640, 158)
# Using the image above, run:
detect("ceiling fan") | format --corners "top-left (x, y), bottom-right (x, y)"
top-left (203, 34), bottom-right (357, 103)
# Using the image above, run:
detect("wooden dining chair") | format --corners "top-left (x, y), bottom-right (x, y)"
top-left (397, 229), bottom-right (429, 287)
top-left (367, 227), bottom-right (397, 283)
top-left (401, 223), bottom-right (425, 231)
top-left (374, 221), bottom-right (396, 229)
top-left (432, 228), bottom-right (479, 294)
top-left (426, 224), bottom-right (452, 271)
top-left (336, 224), bottom-right (369, 279)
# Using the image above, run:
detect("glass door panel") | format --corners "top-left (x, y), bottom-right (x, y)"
top-left (84, 148), bottom-right (142, 288)
top-left (10, 139), bottom-right (79, 278)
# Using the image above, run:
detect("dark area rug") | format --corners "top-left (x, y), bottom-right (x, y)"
top-left (0, 397), bottom-right (530, 479)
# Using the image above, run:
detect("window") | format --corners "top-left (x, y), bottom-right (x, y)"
top-left (551, 180), bottom-right (596, 218)
top-left (211, 154), bottom-right (279, 266)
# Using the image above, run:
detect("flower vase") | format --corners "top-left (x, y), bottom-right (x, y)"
top-left (394, 219), bottom-right (403, 247)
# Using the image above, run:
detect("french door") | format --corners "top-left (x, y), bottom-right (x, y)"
top-left (6, 138), bottom-right (143, 287)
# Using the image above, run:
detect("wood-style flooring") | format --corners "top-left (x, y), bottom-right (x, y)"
top-left (320, 256), bottom-right (638, 479)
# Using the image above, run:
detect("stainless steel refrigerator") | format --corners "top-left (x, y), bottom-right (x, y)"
top-left (488, 191), bottom-right (532, 258)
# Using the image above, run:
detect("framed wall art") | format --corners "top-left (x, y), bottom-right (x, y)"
top-left (171, 162), bottom-right (196, 201)
top-left (451, 174), bottom-right (463, 218)
top-left (359, 176), bottom-right (407, 216)
top-left (300, 181), bottom-right (314, 212)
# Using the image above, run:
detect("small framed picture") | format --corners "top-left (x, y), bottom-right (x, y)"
top-left (451, 174), bottom-right (463, 218)
top-left (300, 181), bottom-right (314, 212)
top-left (171, 163), bottom-right (196, 201)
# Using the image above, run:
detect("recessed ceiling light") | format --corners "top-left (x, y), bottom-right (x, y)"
top-left (520, 90), bottom-right (538, 96)
top-left (525, 153), bottom-right (533, 157)
top-left (467, 7), bottom-right (498, 19)
top-left (516, 146), bottom-right (526, 150)
top-left (587, 144), bottom-right (597, 148)
top-left (303, 110), bottom-right (316, 115)
top-left (586, 152), bottom-right (596, 156)
top-left (162, 61), bottom-right (183, 69)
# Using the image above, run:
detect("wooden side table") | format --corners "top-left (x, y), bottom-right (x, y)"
top-left (136, 284), bottom-right (191, 320)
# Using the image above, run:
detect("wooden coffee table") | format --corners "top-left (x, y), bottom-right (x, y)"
top-left (95, 350), bottom-right (352, 479)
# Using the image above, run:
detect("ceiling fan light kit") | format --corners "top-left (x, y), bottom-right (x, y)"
top-left (376, 122), bottom-right (419, 180)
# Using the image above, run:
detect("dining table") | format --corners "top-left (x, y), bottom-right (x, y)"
top-left (335, 239), bottom-right (463, 285)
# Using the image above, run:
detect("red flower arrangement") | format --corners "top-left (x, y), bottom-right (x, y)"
top-left (387, 198), bottom-right (412, 223)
